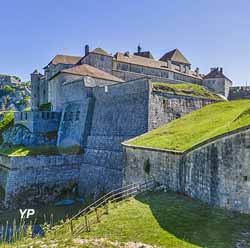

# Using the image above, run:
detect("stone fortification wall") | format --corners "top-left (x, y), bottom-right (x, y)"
top-left (228, 86), bottom-right (250, 100)
top-left (148, 91), bottom-right (217, 130)
top-left (14, 111), bottom-right (61, 133)
top-left (123, 127), bottom-right (250, 213)
top-left (1, 154), bottom-right (84, 209)
top-left (79, 78), bottom-right (150, 196)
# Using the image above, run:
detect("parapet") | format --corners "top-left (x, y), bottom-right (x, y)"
top-left (228, 86), bottom-right (250, 100)
top-left (14, 111), bottom-right (61, 133)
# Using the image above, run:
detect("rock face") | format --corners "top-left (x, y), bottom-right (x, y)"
top-left (123, 126), bottom-right (250, 213)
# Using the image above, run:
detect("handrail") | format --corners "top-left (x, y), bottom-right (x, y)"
top-left (68, 178), bottom-right (155, 236)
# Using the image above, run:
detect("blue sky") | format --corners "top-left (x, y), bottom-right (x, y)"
top-left (0, 0), bottom-right (249, 85)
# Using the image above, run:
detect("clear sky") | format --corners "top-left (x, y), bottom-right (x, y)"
top-left (0, 0), bottom-right (249, 85)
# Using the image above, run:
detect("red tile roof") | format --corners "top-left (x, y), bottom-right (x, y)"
top-left (61, 64), bottom-right (124, 82)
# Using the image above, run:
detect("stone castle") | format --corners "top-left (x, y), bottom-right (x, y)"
top-left (1, 45), bottom-right (250, 211)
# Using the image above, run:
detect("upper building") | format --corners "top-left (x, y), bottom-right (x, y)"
top-left (203, 67), bottom-right (232, 99)
top-left (31, 45), bottom-right (233, 110)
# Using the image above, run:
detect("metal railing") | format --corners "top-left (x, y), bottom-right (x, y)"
top-left (68, 178), bottom-right (155, 236)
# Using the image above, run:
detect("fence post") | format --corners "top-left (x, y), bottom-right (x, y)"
top-left (95, 208), bottom-right (100, 222)
top-left (105, 200), bottom-right (109, 215)
top-left (70, 220), bottom-right (73, 234)
top-left (85, 215), bottom-right (90, 232)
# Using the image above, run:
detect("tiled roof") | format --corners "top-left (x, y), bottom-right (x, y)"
top-left (204, 68), bottom-right (232, 82)
top-left (160, 49), bottom-right (190, 65)
top-left (46, 55), bottom-right (82, 68)
top-left (61, 64), bottom-right (124, 82)
top-left (114, 52), bottom-right (201, 79)
top-left (91, 48), bottom-right (111, 56)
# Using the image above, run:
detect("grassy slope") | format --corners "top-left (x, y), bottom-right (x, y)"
top-left (7, 191), bottom-right (250, 248)
top-left (0, 145), bottom-right (83, 157)
top-left (152, 82), bottom-right (223, 100)
top-left (130, 100), bottom-right (250, 151)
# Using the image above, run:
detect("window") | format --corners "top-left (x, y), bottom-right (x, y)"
top-left (117, 63), bottom-right (129, 71)
top-left (69, 112), bottom-right (73, 121)
top-left (76, 111), bottom-right (80, 121)
top-left (130, 65), bottom-right (142, 74)
top-left (42, 112), bottom-right (45, 119)
top-left (46, 112), bottom-right (50, 119)
top-left (161, 70), bottom-right (169, 78)
top-left (25, 112), bottom-right (28, 120)
top-left (51, 112), bottom-right (55, 119)
top-left (244, 176), bottom-right (248, 182)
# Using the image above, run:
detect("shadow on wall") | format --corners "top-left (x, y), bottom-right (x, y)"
top-left (136, 191), bottom-right (250, 248)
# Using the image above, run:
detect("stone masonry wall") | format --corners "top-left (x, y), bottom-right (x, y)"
top-left (79, 78), bottom-right (150, 196)
top-left (228, 86), bottom-right (250, 100)
top-left (148, 90), bottom-right (217, 130)
top-left (2, 154), bottom-right (84, 209)
top-left (123, 127), bottom-right (250, 213)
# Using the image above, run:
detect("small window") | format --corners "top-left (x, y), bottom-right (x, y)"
top-left (51, 112), bottom-right (55, 119)
top-left (163, 99), bottom-right (166, 105)
top-left (47, 112), bottom-right (50, 119)
top-left (25, 112), bottom-right (28, 120)
top-left (244, 176), bottom-right (248, 182)
top-left (69, 112), bottom-right (73, 121)
top-left (42, 112), bottom-right (45, 119)
top-left (76, 111), bottom-right (80, 121)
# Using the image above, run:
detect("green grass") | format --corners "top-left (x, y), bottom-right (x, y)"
top-left (129, 100), bottom-right (250, 151)
top-left (152, 82), bottom-right (223, 100)
top-left (5, 191), bottom-right (250, 248)
top-left (0, 145), bottom-right (83, 157)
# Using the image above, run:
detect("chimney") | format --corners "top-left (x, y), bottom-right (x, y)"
top-left (210, 67), bottom-right (217, 72)
top-left (137, 45), bottom-right (142, 54)
top-left (85, 44), bottom-right (90, 56)
top-left (195, 67), bottom-right (199, 76)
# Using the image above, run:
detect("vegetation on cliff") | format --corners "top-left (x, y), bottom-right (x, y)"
top-left (4, 191), bottom-right (250, 248)
top-left (0, 111), bottom-right (14, 143)
top-left (129, 100), bottom-right (250, 151)
top-left (152, 82), bottom-right (223, 100)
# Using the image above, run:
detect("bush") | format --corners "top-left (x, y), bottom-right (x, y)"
top-left (0, 111), bottom-right (14, 144)
top-left (3, 85), bottom-right (15, 94)
top-left (39, 102), bottom-right (51, 111)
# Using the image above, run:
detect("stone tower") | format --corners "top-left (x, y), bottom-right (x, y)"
top-left (31, 70), bottom-right (42, 110)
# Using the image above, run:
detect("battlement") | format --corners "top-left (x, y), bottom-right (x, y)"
top-left (14, 111), bottom-right (61, 133)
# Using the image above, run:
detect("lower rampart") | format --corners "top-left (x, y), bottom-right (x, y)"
top-left (123, 127), bottom-right (250, 213)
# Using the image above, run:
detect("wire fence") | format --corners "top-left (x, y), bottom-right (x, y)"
top-left (67, 178), bottom-right (156, 236)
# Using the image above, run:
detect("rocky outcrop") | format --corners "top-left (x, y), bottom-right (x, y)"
top-left (2, 125), bottom-right (57, 146)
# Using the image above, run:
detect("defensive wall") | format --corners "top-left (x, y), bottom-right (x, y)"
top-left (0, 154), bottom-right (84, 209)
top-left (228, 86), bottom-right (250, 100)
top-left (123, 126), bottom-right (250, 213)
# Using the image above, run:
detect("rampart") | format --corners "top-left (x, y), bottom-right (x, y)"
top-left (123, 126), bottom-right (250, 213)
